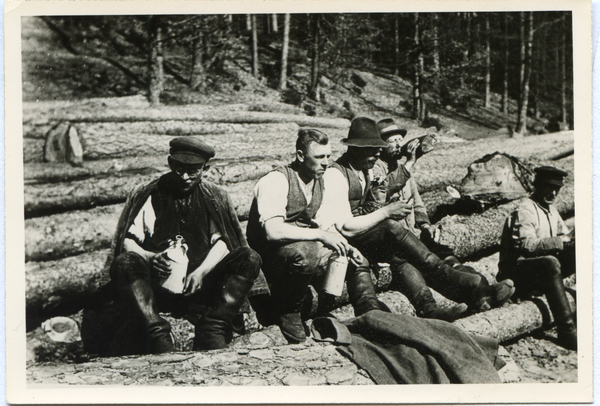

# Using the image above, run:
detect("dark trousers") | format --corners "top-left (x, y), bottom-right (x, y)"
top-left (349, 219), bottom-right (483, 304)
top-left (82, 247), bottom-right (260, 356)
top-left (499, 245), bottom-right (576, 299)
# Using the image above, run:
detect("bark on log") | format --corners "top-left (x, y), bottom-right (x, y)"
top-left (25, 174), bottom-right (258, 219)
top-left (25, 108), bottom-right (351, 128)
top-left (24, 155), bottom-right (291, 185)
top-left (430, 158), bottom-right (573, 260)
top-left (412, 132), bottom-right (573, 192)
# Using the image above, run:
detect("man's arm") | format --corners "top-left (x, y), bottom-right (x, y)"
top-left (514, 201), bottom-right (564, 254)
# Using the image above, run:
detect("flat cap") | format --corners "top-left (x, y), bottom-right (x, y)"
top-left (169, 136), bottom-right (215, 164)
top-left (534, 166), bottom-right (568, 186)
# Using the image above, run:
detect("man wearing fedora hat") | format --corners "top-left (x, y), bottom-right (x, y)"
top-left (498, 166), bottom-right (576, 350)
top-left (82, 136), bottom-right (264, 356)
top-left (325, 117), bottom-right (514, 321)
top-left (246, 129), bottom-right (383, 344)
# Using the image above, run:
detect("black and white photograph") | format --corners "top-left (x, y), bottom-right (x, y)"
top-left (5, 0), bottom-right (593, 403)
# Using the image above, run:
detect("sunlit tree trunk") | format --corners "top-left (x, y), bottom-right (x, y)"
top-left (484, 13), bottom-right (491, 108)
top-left (189, 33), bottom-right (206, 91)
top-left (309, 14), bottom-right (320, 101)
top-left (251, 14), bottom-right (259, 78)
top-left (278, 14), bottom-right (290, 91)
top-left (272, 14), bottom-right (278, 33)
top-left (432, 13), bottom-right (440, 88)
top-left (394, 14), bottom-right (400, 76)
top-left (413, 13), bottom-right (424, 121)
top-left (501, 13), bottom-right (509, 114)
top-left (515, 12), bottom-right (534, 136)
top-left (560, 16), bottom-right (568, 126)
top-left (147, 16), bottom-right (164, 107)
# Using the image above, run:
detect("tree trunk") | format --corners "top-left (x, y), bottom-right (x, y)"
top-left (251, 14), bottom-right (259, 78)
top-left (412, 13), bottom-right (424, 121)
top-left (560, 16), bottom-right (568, 126)
top-left (514, 12), bottom-right (534, 136)
top-left (501, 13), bottom-right (509, 114)
top-left (519, 12), bottom-right (525, 91)
top-left (309, 15), bottom-right (320, 101)
top-left (147, 16), bottom-right (164, 107)
top-left (271, 14), bottom-right (278, 33)
top-left (278, 14), bottom-right (290, 91)
top-left (189, 33), bottom-right (206, 91)
top-left (484, 14), bottom-right (491, 108)
top-left (394, 15), bottom-right (400, 76)
top-left (432, 13), bottom-right (440, 88)
top-left (246, 14), bottom-right (251, 31)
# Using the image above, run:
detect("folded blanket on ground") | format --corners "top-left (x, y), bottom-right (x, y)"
top-left (311, 310), bottom-right (503, 384)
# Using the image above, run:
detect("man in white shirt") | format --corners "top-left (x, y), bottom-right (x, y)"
top-left (326, 117), bottom-right (514, 321)
top-left (246, 129), bottom-right (382, 343)
top-left (498, 166), bottom-right (576, 350)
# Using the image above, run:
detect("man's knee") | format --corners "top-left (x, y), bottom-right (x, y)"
top-left (230, 246), bottom-right (262, 280)
top-left (110, 251), bottom-right (149, 281)
top-left (279, 241), bottom-right (322, 275)
top-left (536, 256), bottom-right (562, 277)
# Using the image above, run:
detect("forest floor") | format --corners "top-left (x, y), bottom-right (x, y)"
top-left (22, 15), bottom-right (578, 385)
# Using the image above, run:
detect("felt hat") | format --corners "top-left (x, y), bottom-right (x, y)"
top-left (169, 136), bottom-right (215, 164)
top-left (342, 117), bottom-right (388, 148)
top-left (376, 118), bottom-right (408, 141)
top-left (534, 166), bottom-right (568, 186)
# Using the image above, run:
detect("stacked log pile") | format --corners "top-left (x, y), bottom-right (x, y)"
top-left (24, 103), bottom-right (576, 373)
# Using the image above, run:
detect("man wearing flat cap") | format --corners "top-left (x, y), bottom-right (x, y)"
top-left (325, 117), bottom-right (514, 322)
top-left (82, 136), bottom-right (263, 356)
top-left (498, 166), bottom-right (576, 350)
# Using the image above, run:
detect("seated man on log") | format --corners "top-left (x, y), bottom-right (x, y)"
top-left (325, 117), bottom-right (514, 321)
top-left (497, 166), bottom-right (576, 350)
top-left (370, 118), bottom-right (483, 282)
top-left (82, 137), bottom-right (262, 356)
top-left (246, 129), bottom-right (383, 344)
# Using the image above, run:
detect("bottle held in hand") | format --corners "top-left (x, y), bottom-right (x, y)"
top-left (160, 235), bottom-right (189, 294)
top-left (322, 253), bottom-right (349, 297)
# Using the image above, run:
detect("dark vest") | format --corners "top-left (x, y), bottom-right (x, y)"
top-left (246, 162), bottom-right (324, 251)
top-left (332, 154), bottom-right (371, 216)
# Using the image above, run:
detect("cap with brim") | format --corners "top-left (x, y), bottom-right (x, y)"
top-left (535, 166), bottom-right (567, 186)
top-left (377, 118), bottom-right (408, 141)
top-left (342, 117), bottom-right (388, 148)
top-left (169, 136), bottom-right (215, 164)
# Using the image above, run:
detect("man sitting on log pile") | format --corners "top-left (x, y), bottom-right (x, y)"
top-left (82, 137), bottom-right (264, 356)
top-left (246, 129), bottom-right (384, 344)
top-left (369, 118), bottom-right (489, 295)
top-left (325, 117), bottom-right (515, 321)
top-left (497, 166), bottom-right (577, 350)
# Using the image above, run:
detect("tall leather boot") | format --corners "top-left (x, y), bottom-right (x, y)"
top-left (393, 261), bottom-right (468, 322)
top-left (544, 272), bottom-right (577, 351)
top-left (194, 274), bottom-right (255, 351)
top-left (346, 265), bottom-right (381, 317)
top-left (119, 279), bottom-right (175, 355)
top-left (271, 269), bottom-right (315, 344)
top-left (468, 278), bottom-right (516, 312)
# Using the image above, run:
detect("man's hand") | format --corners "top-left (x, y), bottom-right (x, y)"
top-left (318, 230), bottom-right (351, 257)
top-left (421, 224), bottom-right (440, 244)
top-left (405, 139), bottom-right (421, 167)
top-left (383, 200), bottom-right (413, 220)
top-left (150, 252), bottom-right (172, 279)
top-left (560, 234), bottom-right (572, 244)
top-left (184, 271), bottom-right (205, 296)
top-left (347, 246), bottom-right (364, 267)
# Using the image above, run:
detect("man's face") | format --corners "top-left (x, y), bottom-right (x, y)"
top-left (169, 158), bottom-right (207, 193)
top-left (535, 182), bottom-right (562, 206)
top-left (351, 147), bottom-right (381, 171)
top-left (298, 142), bottom-right (332, 180)
top-left (385, 134), bottom-right (405, 159)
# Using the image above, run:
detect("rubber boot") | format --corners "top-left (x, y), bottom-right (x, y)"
top-left (346, 265), bottom-right (381, 317)
top-left (393, 261), bottom-right (468, 322)
top-left (194, 274), bottom-right (255, 351)
top-left (544, 272), bottom-right (577, 351)
top-left (468, 278), bottom-right (516, 312)
top-left (120, 279), bottom-right (175, 355)
top-left (271, 270), bottom-right (314, 344)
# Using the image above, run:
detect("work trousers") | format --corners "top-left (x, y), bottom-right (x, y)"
top-left (349, 219), bottom-right (483, 304)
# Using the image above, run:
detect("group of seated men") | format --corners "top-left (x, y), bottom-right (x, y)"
top-left (81, 116), bottom-right (577, 357)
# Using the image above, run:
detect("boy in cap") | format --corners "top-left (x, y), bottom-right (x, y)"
top-left (498, 166), bottom-right (576, 350)
top-left (325, 117), bottom-right (514, 321)
top-left (82, 136), bottom-right (263, 356)
top-left (247, 129), bottom-right (383, 343)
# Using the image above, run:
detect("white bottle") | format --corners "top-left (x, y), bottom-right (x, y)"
top-left (160, 235), bottom-right (189, 294)
top-left (322, 253), bottom-right (348, 297)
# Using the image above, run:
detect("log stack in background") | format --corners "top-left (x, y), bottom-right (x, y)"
top-left (23, 102), bottom-right (576, 348)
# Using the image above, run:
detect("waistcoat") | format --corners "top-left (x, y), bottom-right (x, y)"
top-left (332, 154), bottom-right (371, 216)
